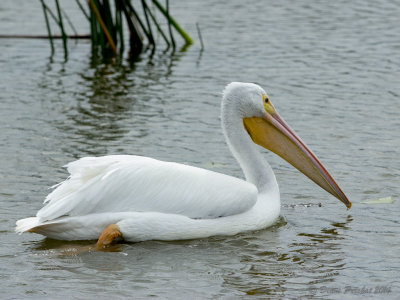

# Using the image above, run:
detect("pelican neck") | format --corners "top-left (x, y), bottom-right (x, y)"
top-left (221, 103), bottom-right (278, 194)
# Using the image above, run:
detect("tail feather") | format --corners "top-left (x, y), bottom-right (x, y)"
top-left (24, 155), bottom-right (142, 224)
top-left (38, 156), bottom-right (124, 220)
top-left (15, 217), bottom-right (41, 233)
top-left (43, 156), bottom-right (123, 205)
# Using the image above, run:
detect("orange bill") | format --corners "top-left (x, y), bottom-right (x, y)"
top-left (243, 109), bottom-right (351, 209)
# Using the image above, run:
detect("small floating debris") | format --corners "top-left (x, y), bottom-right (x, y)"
top-left (360, 196), bottom-right (395, 204)
top-left (284, 203), bottom-right (322, 208)
top-left (203, 162), bottom-right (230, 169)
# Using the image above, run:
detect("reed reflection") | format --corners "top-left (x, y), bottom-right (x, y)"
top-left (42, 50), bottom-right (183, 157)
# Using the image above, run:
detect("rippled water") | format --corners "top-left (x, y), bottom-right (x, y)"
top-left (1, 0), bottom-right (399, 298)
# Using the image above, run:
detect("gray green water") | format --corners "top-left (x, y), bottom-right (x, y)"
top-left (1, 0), bottom-right (399, 299)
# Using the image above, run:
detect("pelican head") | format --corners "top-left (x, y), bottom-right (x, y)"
top-left (222, 82), bottom-right (351, 209)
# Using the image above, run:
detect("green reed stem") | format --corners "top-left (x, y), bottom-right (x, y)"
top-left (89, 0), bottom-right (117, 55)
top-left (123, 0), bottom-right (149, 41)
top-left (145, 1), bottom-right (170, 47)
top-left (166, 0), bottom-right (175, 50)
top-left (141, 0), bottom-right (155, 46)
top-left (151, 0), bottom-right (193, 45)
top-left (115, 0), bottom-right (124, 54)
top-left (75, 0), bottom-right (90, 21)
top-left (196, 22), bottom-right (204, 51)
top-left (120, 0), bottom-right (143, 56)
top-left (55, 0), bottom-right (68, 56)
top-left (40, 0), bottom-right (54, 54)
top-left (62, 9), bottom-right (78, 36)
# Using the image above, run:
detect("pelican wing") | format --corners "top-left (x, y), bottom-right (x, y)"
top-left (36, 155), bottom-right (257, 221)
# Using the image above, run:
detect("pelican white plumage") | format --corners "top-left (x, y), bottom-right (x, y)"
top-left (16, 82), bottom-right (351, 247)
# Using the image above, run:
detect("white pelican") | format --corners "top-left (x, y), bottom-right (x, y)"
top-left (16, 82), bottom-right (351, 248)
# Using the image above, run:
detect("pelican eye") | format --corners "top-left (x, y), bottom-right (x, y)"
top-left (263, 94), bottom-right (269, 103)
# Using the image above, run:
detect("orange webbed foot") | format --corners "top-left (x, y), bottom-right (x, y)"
top-left (95, 224), bottom-right (123, 250)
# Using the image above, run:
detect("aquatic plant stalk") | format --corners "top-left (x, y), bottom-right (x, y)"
top-left (120, 0), bottom-right (143, 56)
top-left (54, 0), bottom-right (68, 56)
top-left (41, 2), bottom-right (59, 27)
top-left (75, 0), bottom-right (90, 21)
top-left (123, 0), bottom-right (150, 41)
top-left (141, 0), bottom-right (155, 46)
top-left (40, 0), bottom-right (54, 53)
top-left (151, 0), bottom-right (193, 45)
top-left (0, 34), bottom-right (89, 39)
top-left (89, 4), bottom-right (97, 47)
top-left (38, 0), bottom-right (193, 60)
top-left (144, 2), bottom-right (170, 47)
top-left (166, 0), bottom-right (175, 50)
top-left (115, 0), bottom-right (124, 54)
top-left (196, 22), bottom-right (204, 51)
top-left (89, 0), bottom-right (117, 55)
top-left (62, 8), bottom-right (78, 36)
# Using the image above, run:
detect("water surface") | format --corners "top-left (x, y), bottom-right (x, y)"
top-left (1, 0), bottom-right (399, 298)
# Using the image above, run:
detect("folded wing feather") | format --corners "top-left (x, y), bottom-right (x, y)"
top-left (37, 155), bottom-right (258, 222)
